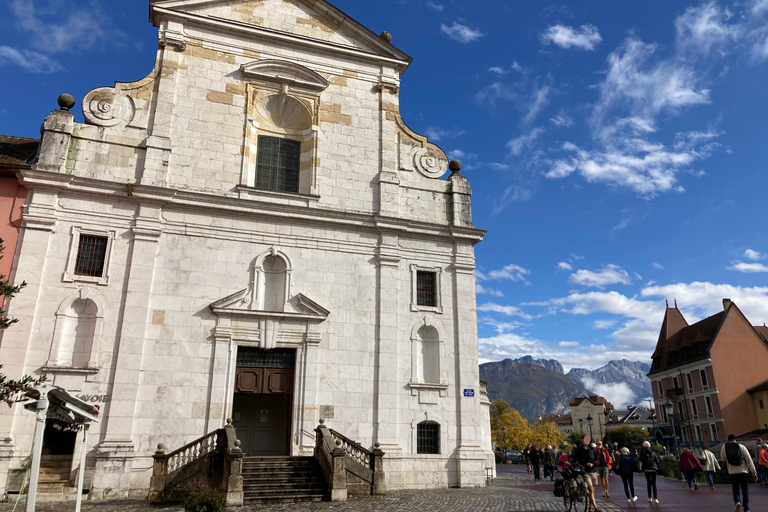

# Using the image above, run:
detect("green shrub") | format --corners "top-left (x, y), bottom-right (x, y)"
top-left (180, 481), bottom-right (227, 512)
top-left (660, 455), bottom-right (679, 479)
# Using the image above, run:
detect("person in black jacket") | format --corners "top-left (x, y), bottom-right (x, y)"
top-left (530, 445), bottom-right (542, 480)
top-left (615, 447), bottom-right (638, 503)
top-left (572, 434), bottom-right (601, 512)
top-left (638, 441), bottom-right (661, 503)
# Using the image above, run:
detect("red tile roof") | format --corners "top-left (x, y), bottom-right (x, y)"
top-left (570, 395), bottom-right (614, 411)
top-left (0, 134), bottom-right (38, 167)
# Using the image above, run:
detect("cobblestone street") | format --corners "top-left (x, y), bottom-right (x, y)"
top-left (0, 466), bottom-right (623, 512)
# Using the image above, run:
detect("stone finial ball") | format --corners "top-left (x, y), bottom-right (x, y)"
top-left (319, 418), bottom-right (325, 424)
top-left (374, 443), bottom-right (381, 448)
top-left (226, 418), bottom-right (233, 425)
top-left (157, 443), bottom-right (166, 450)
top-left (58, 94), bottom-right (75, 111)
top-left (380, 31), bottom-right (392, 43)
top-left (234, 439), bottom-right (241, 447)
top-left (335, 439), bottom-right (342, 447)
top-left (449, 160), bottom-right (462, 173)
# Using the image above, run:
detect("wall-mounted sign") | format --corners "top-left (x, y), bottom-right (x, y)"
top-left (463, 389), bottom-right (475, 397)
top-left (76, 394), bottom-right (111, 403)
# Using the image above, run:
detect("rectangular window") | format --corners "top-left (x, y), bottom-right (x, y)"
top-left (760, 399), bottom-right (764, 410)
top-left (256, 136), bottom-right (300, 193)
top-left (705, 396), bottom-right (714, 416)
top-left (686, 373), bottom-right (694, 392)
top-left (673, 377), bottom-right (679, 390)
top-left (690, 398), bottom-right (698, 419)
top-left (695, 425), bottom-right (702, 442)
top-left (74, 235), bottom-right (108, 277)
top-left (416, 271), bottom-right (437, 307)
top-left (417, 422), bottom-right (440, 454)
top-left (710, 424), bottom-right (719, 442)
top-left (700, 369), bottom-right (709, 389)
top-left (658, 380), bottom-right (664, 398)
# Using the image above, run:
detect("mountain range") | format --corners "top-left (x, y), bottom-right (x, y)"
top-left (480, 356), bottom-right (653, 422)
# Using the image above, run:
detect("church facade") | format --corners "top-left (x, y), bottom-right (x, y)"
top-left (0, 0), bottom-right (491, 499)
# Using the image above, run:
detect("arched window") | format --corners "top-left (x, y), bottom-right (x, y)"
top-left (55, 298), bottom-right (98, 367)
top-left (417, 421), bottom-right (440, 454)
top-left (262, 255), bottom-right (287, 312)
top-left (417, 325), bottom-right (440, 383)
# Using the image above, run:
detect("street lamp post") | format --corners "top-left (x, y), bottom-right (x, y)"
top-left (579, 418), bottom-right (584, 433)
top-left (587, 414), bottom-right (594, 441)
top-left (663, 399), bottom-right (679, 459)
top-left (502, 427), bottom-right (508, 464)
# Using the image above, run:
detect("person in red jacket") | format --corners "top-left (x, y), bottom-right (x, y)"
top-left (596, 441), bottom-right (613, 498)
top-left (679, 447), bottom-right (704, 491)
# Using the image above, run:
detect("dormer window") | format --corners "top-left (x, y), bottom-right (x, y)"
top-left (256, 136), bottom-right (300, 193)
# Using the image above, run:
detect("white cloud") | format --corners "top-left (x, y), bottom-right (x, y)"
top-left (425, 1), bottom-right (444, 11)
top-left (523, 84), bottom-right (551, 124)
top-left (753, 0), bottom-right (768, 14)
top-left (593, 319), bottom-right (617, 330)
top-left (441, 22), bottom-right (483, 43)
top-left (0, 45), bottom-right (60, 73)
top-left (477, 302), bottom-right (533, 320)
top-left (476, 283), bottom-right (504, 297)
top-left (10, 0), bottom-right (111, 53)
top-left (582, 378), bottom-right (637, 410)
top-left (508, 127), bottom-right (545, 155)
top-left (424, 126), bottom-right (467, 142)
top-left (551, 113), bottom-right (575, 127)
top-left (652, 262), bottom-right (665, 270)
top-left (541, 24), bottom-right (603, 51)
top-left (557, 262), bottom-right (573, 271)
top-left (559, 341), bottom-right (580, 347)
top-left (475, 82), bottom-right (516, 107)
top-left (569, 265), bottom-right (633, 288)
top-left (675, 1), bottom-right (741, 55)
top-left (493, 185), bottom-right (533, 214)
top-left (743, 249), bottom-right (765, 261)
top-left (486, 263), bottom-right (532, 283)
top-left (488, 66), bottom-right (508, 75)
top-left (729, 262), bottom-right (768, 273)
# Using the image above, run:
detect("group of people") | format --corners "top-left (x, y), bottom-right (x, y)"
top-left (543, 433), bottom-right (763, 512)
top-left (522, 444), bottom-right (560, 481)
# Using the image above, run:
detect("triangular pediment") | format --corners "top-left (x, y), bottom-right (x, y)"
top-left (210, 289), bottom-right (329, 320)
top-left (151, 0), bottom-right (411, 66)
top-left (241, 59), bottom-right (329, 91)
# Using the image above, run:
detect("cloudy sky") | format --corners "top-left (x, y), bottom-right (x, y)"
top-left (1, 1), bottom-right (768, 371)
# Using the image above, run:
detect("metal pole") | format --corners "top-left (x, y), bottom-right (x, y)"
top-left (26, 397), bottom-right (49, 512)
top-left (75, 424), bottom-right (89, 512)
top-left (670, 416), bottom-right (679, 459)
top-left (503, 430), bottom-right (507, 464)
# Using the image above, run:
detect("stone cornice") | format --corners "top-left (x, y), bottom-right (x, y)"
top-left (151, 7), bottom-right (412, 72)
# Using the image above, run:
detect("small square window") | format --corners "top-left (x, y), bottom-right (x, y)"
top-left (256, 136), bottom-right (300, 193)
top-left (416, 271), bottom-right (437, 307)
top-left (417, 421), bottom-right (440, 454)
top-left (75, 235), bottom-right (108, 277)
top-left (761, 400), bottom-right (765, 410)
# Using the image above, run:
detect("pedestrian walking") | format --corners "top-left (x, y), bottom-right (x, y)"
top-left (758, 443), bottom-right (768, 485)
top-left (679, 447), bottom-right (703, 490)
top-left (638, 441), bottom-right (661, 504)
top-left (524, 444), bottom-right (532, 473)
top-left (596, 440), bottom-right (612, 498)
top-left (720, 434), bottom-right (758, 512)
top-left (572, 434), bottom-right (602, 512)
top-left (614, 447), bottom-right (637, 504)
top-left (544, 445), bottom-right (558, 481)
top-left (702, 446), bottom-right (721, 490)
top-left (530, 444), bottom-right (542, 480)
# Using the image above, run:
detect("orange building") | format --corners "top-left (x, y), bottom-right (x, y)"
top-left (0, 134), bottom-right (36, 307)
top-left (648, 299), bottom-right (768, 451)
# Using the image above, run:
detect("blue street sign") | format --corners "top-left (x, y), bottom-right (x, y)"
top-left (463, 389), bottom-right (475, 397)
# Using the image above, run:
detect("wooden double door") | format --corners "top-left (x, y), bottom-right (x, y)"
top-left (232, 364), bottom-right (295, 456)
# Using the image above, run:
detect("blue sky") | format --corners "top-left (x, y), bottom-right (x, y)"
top-left (2, 1), bottom-right (768, 372)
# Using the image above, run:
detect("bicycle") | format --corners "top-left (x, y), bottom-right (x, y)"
top-left (557, 467), bottom-right (590, 512)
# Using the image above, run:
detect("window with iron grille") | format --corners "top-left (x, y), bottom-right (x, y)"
top-left (417, 421), bottom-right (440, 454)
top-left (74, 235), bottom-right (108, 277)
top-left (416, 271), bottom-right (437, 307)
top-left (256, 136), bottom-right (300, 193)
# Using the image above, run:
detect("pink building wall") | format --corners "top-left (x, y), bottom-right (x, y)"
top-left (0, 173), bottom-right (27, 308)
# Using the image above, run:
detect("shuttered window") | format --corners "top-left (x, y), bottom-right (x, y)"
top-left (256, 136), bottom-right (300, 193)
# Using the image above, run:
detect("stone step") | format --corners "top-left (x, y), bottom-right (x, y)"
top-left (243, 475), bottom-right (323, 483)
top-left (37, 484), bottom-right (78, 495)
top-left (242, 469), bottom-right (321, 477)
top-left (40, 454), bottom-right (74, 462)
top-left (243, 491), bottom-right (327, 503)
top-left (243, 481), bottom-right (327, 491)
top-left (39, 460), bottom-right (73, 469)
top-left (243, 461), bottom-right (318, 469)
top-left (38, 473), bottom-right (71, 483)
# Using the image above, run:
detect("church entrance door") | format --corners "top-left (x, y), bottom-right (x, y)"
top-left (232, 347), bottom-right (296, 456)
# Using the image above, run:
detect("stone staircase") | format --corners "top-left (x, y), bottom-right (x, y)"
top-left (36, 455), bottom-right (78, 499)
top-left (242, 456), bottom-right (328, 503)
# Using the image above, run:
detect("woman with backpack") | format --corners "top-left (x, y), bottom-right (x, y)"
top-left (638, 441), bottom-right (661, 503)
top-left (679, 447), bottom-right (704, 490)
top-left (614, 447), bottom-right (638, 503)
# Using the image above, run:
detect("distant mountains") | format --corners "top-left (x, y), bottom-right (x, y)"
top-left (480, 357), bottom-right (653, 422)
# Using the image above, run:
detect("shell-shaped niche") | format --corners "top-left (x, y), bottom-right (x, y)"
top-left (256, 94), bottom-right (312, 133)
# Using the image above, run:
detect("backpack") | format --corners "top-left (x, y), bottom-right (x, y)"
top-left (553, 477), bottom-right (566, 497)
top-left (725, 442), bottom-right (744, 466)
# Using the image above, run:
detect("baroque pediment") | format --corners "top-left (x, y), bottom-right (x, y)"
top-left (150, 0), bottom-right (412, 67)
top-left (241, 59), bottom-right (329, 91)
top-left (210, 290), bottom-right (329, 320)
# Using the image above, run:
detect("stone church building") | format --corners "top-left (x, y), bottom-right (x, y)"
top-left (0, 0), bottom-right (491, 499)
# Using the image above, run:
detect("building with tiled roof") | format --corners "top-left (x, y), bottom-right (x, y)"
top-left (649, 299), bottom-right (768, 454)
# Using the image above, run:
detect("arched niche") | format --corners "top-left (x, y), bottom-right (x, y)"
top-left (248, 248), bottom-right (293, 312)
top-left (47, 288), bottom-right (104, 369)
top-left (408, 318), bottom-right (448, 402)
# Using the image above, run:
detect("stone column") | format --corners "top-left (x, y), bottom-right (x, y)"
top-left (35, 98), bottom-right (74, 174)
top-left (447, 162), bottom-right (473, 228)
top-left (373, 224), bottom-right (402, 460)
top-left (372, 443), bottom-right (386, 495)
top-left (451, 241), bottom-right (486, 487)
top-left (92, 201), bottom-right (164, 499)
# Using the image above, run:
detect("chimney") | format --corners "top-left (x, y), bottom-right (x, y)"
top-left (723, 298), bottom-right (732, 310)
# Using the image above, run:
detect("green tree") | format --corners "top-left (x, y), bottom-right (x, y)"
top-left (604, 425), bottom-right (650, 451)
top-left (567, 431), bottom-right (585, 447)
top-left (0, 238), bottom-right (44, 407)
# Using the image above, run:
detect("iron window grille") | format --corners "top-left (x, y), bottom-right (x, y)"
top-left (417, 421), bottom-right (440, 454)
top-left (416, 271), bottom-right (437, 307)
top-left (256, 136), bottom-right (300, 193)
top-left (74, 235), bottom-right (108, 277)
top-left (237, 347), bottom-right (296, 369)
